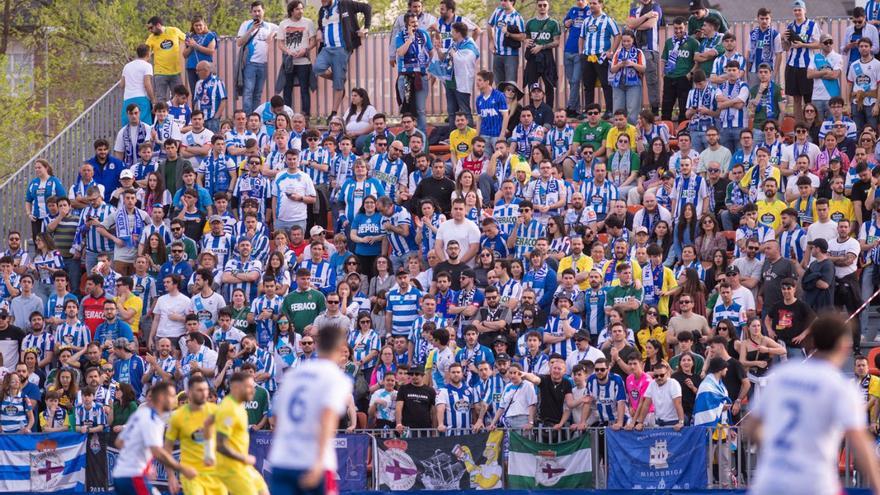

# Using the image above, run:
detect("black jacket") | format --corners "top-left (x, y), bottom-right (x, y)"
top-left (318, 0), bottom-right (372, 53)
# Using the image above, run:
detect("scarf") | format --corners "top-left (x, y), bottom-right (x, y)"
top-left (665, 36), bottom-right (687, 74)
top-left (115, 207), bottom-right (145, 248)
top-left (749, 27), bottom-right (775, 67)
top-left (122, 123), bottom-right (148, 166)
top-left (642, 262), bottom-right (664, 305)
top-left (609, 151), bottom-right (632, 185)
top-left (611, 47), bottom-right (641, 87)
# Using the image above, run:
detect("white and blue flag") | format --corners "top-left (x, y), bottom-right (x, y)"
top-left (0, 432), bottom-right (86, 493)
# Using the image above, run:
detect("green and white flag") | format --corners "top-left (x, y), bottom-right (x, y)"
top-left (507, 432), bottom-right (593, 488)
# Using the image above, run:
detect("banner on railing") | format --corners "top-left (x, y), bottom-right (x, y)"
top-left (606, 427), bottom-right (710, 490)
top-left (0, 432), bottom-right (86, 494)
top-left (86, 432), bottom-right (178, 494)
top-left (250, 431), bottom-right (371, 492)
top-left (376, 431), bottom-right (504, 490)
top-left (507, 431), bottom-right (592, 489)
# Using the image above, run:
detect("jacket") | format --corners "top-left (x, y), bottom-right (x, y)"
top-left (318, 0), bottom-right (372, 54)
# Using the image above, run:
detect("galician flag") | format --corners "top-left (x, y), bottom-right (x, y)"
top-left (507, 432), bottom-right (592, 488)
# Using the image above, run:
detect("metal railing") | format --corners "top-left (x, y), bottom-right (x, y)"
top-left (0, 82), bottom-right (122, 242)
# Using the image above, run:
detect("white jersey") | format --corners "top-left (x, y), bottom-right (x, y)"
top-left (269, 358), bottom-right (352, 470)
top-left (750, 359), bottom-right (864, 495)
top-left (112, 406), bottom-right (165, 478)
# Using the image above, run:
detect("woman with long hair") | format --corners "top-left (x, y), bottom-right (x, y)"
top-left (650, 220), bottom-right (673, 261)
top-left (271, 316), bottom-right (300, 380)
top-left (228, 289), bottom-right (254, 335)
top-left (369, 345), bottom-right (397, 393)
top-left (0, 373), bottom-right (33, 433)
top-left (817, 151), bottom-right (848, 199)
top-left (262, 251), bottom-right (291, 296)
top-left (501, 82), bottom-right (524, 138)
top-left (136, 172), bottom-right (172, 215)
top-left (815, 131), bottom-right (850, 178)
top-left (213, 342), bottom-right (236, 398)
top-left (609, 30), bottom-right (646, 125)
top-left (705, 248), bottom-right (730, 293)
top-left (672, 354), bottom-right (701, 423)
top-left (336, 280), bottom-right (361, 327)
top-left (607, 133), bottom-right (640, 200)
top-left (111, 383), bottom-right (138, 432)
top-left (636, 309), bottom-right (667, 359)
top-left (509, 258), bottom-right (526, 283)
top-left (642, 338), bottom-right (664, 377)
top-left (415, 199), bottom-right (445, 259)
top-left (368, 257), bottom-right (395, 305)
top-left (371, 290), bottom-right (388, 336)
top-left (272, 230), bottom-right (296, 269)
top-left (695, 214), bottom-right (726, 265)
top-left (26, 159), bottom-right (66, 245)
top-left (341, 255), bottom-right (369, 293)
top-left (546, 215), bottom-right (570, 261)
top-left (714, 319), bottom-right (740, 359)
top-left (452, 170), bottom-right (483, 205)
top-left (344, 88), bottom-right (378, 138)
top-left (47, 367), bottom-right (78, 411)
top-left (183, 14), bottom-right (217, 93)
top-left (474, 249), bottom-right (495, 289)
top-left (638, 137), bottom-right (670, 196)
top-left (739, 317), bottom-right (785, 400)
top-left (404, 255), bottom-right (425, 291)
top-left (527, 145), bottom-right (552, 171)
top-left (350, 196), bottom-right (385, 279)
top-left (350, 311), bottom-right (381, 381)
top-left (667, 203), bottom-right (699, 266)
top-left (31, 233), bottom-right (64, 299)
top-left (142, 233), bottom-right (168, 276)
top-left (802, 102), bottom-right (822, 143)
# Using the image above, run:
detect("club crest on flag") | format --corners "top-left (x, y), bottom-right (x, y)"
top-left (649, 440), bottom-right (669, 469)
top-left (378, 439), bottom-right (418, 490)
top-left (535, 450), bottom-right (565, 487)
top-left (31, 440), bottom-right (64, 491)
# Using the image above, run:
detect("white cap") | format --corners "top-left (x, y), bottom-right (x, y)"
top-left (120, 169), bottom-right (134, 180)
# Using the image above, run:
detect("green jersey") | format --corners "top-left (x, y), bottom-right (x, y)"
top-left (229, 305), bottom-right (253, 334)
top-left (244, 385), bottom-right (270, 427)
top-left (662, 36), bottom-right (700, 79)
top-left (750, 82), bottom-right (783, 129)
top-left (604, 283), bottom-right (644, 334)
top-left (697, 33), bottom-right (723, 76)
top-left (281, 288), bottom-right (327, 334)
top-left (687, 10), bottom-right (728, 36)
top-left (525, 16), bottom-right (561, 46)
top-left (573, 120), bottom-right (612, 152)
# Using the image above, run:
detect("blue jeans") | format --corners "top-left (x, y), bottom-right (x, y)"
top-left (242, 62), bottom-right (267, 115)
top-left (564, 52), bottom-right (582, 111)
top-left (852, 102), bottom-right (878, 132)
top-left (492, 54), bottom-right (519, 85)
top-left (445, 86), bottom-right (473, 126)
top-left (690, 130), bottom-right (708, 153)
top-left (398, 75), bottom-right (428, 132)
top-left (314, 46), bottom-right (350, 90)
top-left (204, 118), bottom-right (220, 133)
top-left (64, 258), bottom-right (82, 296)
top-left (612, 84), bottom-right (642, 124)
top-left (390, 250), bottom-right (415, 272)
top-left (720, 127), bottom-right (744, 154)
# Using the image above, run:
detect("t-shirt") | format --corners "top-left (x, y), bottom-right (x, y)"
top-left (525, 16), bottom-right (561, 47)
top-left (644, 378), bottom-right (682, 422)
top-left (152, 292), bottom-right (192, 338)
top-left (751, 359), bottom-right (864, 495)
top-left (435, 219), bottom-right (481, 266)
top-left (244, 385), bottom-right (270, 427)
top-left (809, 51), bottom-right (843, 101)
top-left (396, 383), bottom-right (436, 428)
top-left (847, 57), bottom-right (880, 106)
top-left (236, 20), bottom-right (278, 64)
top-left (121, 59), bottom-right (154, 100)
top-left (827, 236), bottom-right (860, 278)
top-left (145, 27), bottom-right (186, 75)
top-left (370, 388), bottom-right (398, 422)
top-left (573, 121), bottom-right (612, 152)
top-left (112, 406), bottom-right (165, 477)
top-left (668, 313), bottom-right (711, 342)
top-left (277, 18), bottom-right (317, 65)
top-left (604, 284), bottom-right (643, 334)
top-left (536, 374), bottom-right (573, 424)
top-left (760, 258), bottom-right (798, 311)
top-left (0, 326), bottom-right (24, 372)
top-left (767, 299), bottom-right (816, 345)
top-left (214, 396), bottom-right (250, 471)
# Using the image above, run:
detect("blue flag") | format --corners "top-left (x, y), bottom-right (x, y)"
top-left (606, 427), bottom-right (710, 490)
top-left (0, 432), bottom-right (86, 493)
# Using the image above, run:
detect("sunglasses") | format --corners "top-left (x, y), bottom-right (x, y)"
top-left (823, 40), bottom-right (834, 45)
top-left (594, 367), bottom-right (608, 372)
top-left (680, 300), bottom-right (692, 305)
top-left (172, 249), bottom-right (184, 253)
top-left (359, 320), bottom-right (371, 324)
top-left (302, 341), bottom-right (314, 345)
top-left (796, 129), bottom-right (808, 133)
top-left (586, 111), bottom-right (600, 116)
top-left (326, 300), bottom-right (340, 305)
top-left (278, 320), bottom-right (290, 324)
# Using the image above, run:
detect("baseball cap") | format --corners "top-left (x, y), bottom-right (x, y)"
top-left (495, 353), bottom-right (511, 362)
top-left (120, 169), bottom-right (134, 180)
top-left (725, 266), bottom-right (740, 276)
top-left (310, 225), bottom-right (325, 236)
top-left (0, 309), bottom-right (9, 318)
top-left (689, 0), bottom-right (704, 11)
top-left (792, 0), bottom-right (806, 9)
top-left (209, 215), bottom-right (223, 224)
top-left (635, 226), bottom-right (649, 235)
top-left (493, 335), bottom-right (508, 345)
top-left (409, 365), bottom-right (426, 375)
top-left (529, 83), bottom-right (544, 92)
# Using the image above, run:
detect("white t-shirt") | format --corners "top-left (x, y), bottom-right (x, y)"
top-left (784, 172), bottom-right (821, 198)
top-left (827, 236), bottom-right (860, 278)
top-left (182, 128), bottom-right (215, 166)
top-left (499, 382), bottom-right (538, 418)
top-left (644, 378), bottom-right (682, 423)
top-left (807, 220), bottom-right (838, 246)
top-left (344, 105), bottom-right (378, 136)
top-left (731, 285), bottom-right (756, 314)
top-left (808, 51), bottom-right (843, 101)
top-left (121, 59), bottom-right (154, 100)
top-left (268, 359), bottom-right (352, 470)
top-left (190, 292), bottom-right (227, 331)
top-left (112, 405), bottom-right (164, 477)
top-left (751, 359), bottom-right (864, 495)
top-left (273, 170), bottom-right (317, 222)
top-left (237, 20), bottom-right (278, 64)
top-left (115, 124), bottom-right (154, 156)
top-left (847, 57), bottom-right (880, 106)
top-left (152, 292), bottom-right (192, 338)
top-left (435, 219), bottom-right (481, 266)
top-left (277, 18), bottom-right (317, 66)
top-left (565, 346), bottom-right (605, 374)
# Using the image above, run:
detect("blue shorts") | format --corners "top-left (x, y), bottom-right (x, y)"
top-left (113, 476), bottom-right (154, 495)
top-left (269, 468), bottom-right (336, 495)
top-left (314, 47), bottom-right (350, 90)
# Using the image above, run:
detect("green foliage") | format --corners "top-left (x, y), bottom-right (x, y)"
top-left (0, 56), bottom-right (51, 177)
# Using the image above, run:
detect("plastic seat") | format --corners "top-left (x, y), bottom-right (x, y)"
top-left (659, 120), bottom-right (677, 138)
top-left (868, 346), bottom-right (880, 376)
top-left (627, 204), bottom-right (643, 215)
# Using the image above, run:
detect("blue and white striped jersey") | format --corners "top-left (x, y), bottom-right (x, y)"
top-left (234, 232), bottom-right (270, 264)
top-left (748, 27), bottom-right (782, 73)
top-left (545, 125), bottom-right (575, 161)
top-left (197, 153), bottom-right (236, 195)
top-left (786, 19), bottom-right (820, 68)
top-left (250, 294), bottom-right (283, 349)
top-left (712, 52), bottom-right (745, 78)
top-left (671, 173), bottom-right (709, 217)
top-left (492, 198), bottom-right (521, 236)
top-left (26, 176), bottom-right (66, 220)
top-left (544, 314), bottom-right (582, 359)
top-left (438, 383), bottom-right (476, 430)
top-left (302, 146), bottom-right (332, 185)
top-left (141, 222), bottom-right (172, 247)
top-left (331, 152), bottom-right (357, 188)
top-left (55, 320), bottom-right (91, 349)
top-left (579, 179), bottom-right (619, 219)
top-left (526, 178), bottom-right (567, 221)
top-left (383, 205), bottom-right (418, 257)
top-left (75, 402), bottom-right (107, 430)
top-left (239, 347), bottom-right (277, 392)
top-left (319, 0), bottom-right (345, 49)
top-left (0, 393), bottom-right (30, 432)
top-left (349, 328), bottom-right (382, 369)
top-left (476, 374), bottom-right (506, 418)
top-left (419, 212), bottom-right (445, 257)
top-left (193, 74), bottom-right (227, 121)
top-left (222, 257), bottom-right (263, 301)
top-left (387, 286), bottom-right (424, 337)
top-left (716, 80), bottom-right (749, 128)
top-left (224, 129), bottom-right (256, 154)
top-left (779, 227), bottom-right (808, 264)
top-left (580, 12), bottom-right (620, 56)
top-left (297, 259), bottom-right (336, 295)
top-left (132, 274), bottom-right (157, 316)
top-left (147, 355), bottom-right (177, 387)
top-left (587, 373), bottom-right (627, 424)
top-left (22, 332), bottom-right (55, 365)
top-left (734, 223), bottom-right (774, 258)
top-left (370, 153), bottom-right (408, 202)
top-left (512, 218), bottom-right (546, 261)
top-left (583, 289), bottom-right (607, 336)
top-left (200, 232), bottom-right (234, 268)
top-left (410, 314), bottom-right (446, 364)
top-left (337, 178), bottom-right (386, 223)
top-left (711, 300), bottom-right (746, 332)
top-left (232, 174), bottom-right (272, 221)
top-left (44, 292), bottom-right (78, 321)
top-left (488, 8), bottom-right (525, 56)
top-left (75, 203), bottom-right (116, 253)
top-left (212, 327), bottom-right (247, 351)
top-left (521, 351), bottom-right (549, 375)
top-left (674, 260), bottom-right (706, 282)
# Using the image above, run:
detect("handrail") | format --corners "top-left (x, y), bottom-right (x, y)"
top-left (0, 81), bottom-right (123, 243)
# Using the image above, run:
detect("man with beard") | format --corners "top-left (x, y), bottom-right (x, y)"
top-left (474, 286), bottom-right (513, 348)
top-left (412, 159), bottom-right (456, 215)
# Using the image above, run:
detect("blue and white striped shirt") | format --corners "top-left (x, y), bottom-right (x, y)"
top-left (198, 153), bottom-right (236, 195)
top-left (671, 173), bottom-right (709, 217)
top-left (250, 294), bottom-right (283, 349)
top-left (712, 52), bottom-right (746, 79)
top-left (587, 373), bottom-right (627, 424)
top-left (370, 153), bottom-right (408, 202)
top-left (194, 74), bottom-right (227, 121)
top-left (383, 205), bottom-right (418, 257)
top-left (544, 314), bottom-right (582, 359)
top-left (55, 320), bottom-right (90, 349)
top-left (22, 332), bottom-right (55, 365)
top-left (779, 226), bottom-right (808, 264)
top-left (75, 402), bottom-right (106, 430)
top-left (488, 8), bottom-right (526, 56)
top-left (583, 288), bottom-right (607, 336)
top-left (521, 351), bottom-right (550, 374)
top-left (748, 27), bottom-right (781, 73)
top-left (232, 174), bottom-right (272, 221)
top-left (0, 393), bottom-right (30, 432)
top-left (580, 12), bottom-right (620, 56)
top-left (409, 314), bottom-right (446, 364)
top-left (579, 179), bottom-right (619, 219)
top-left (302, 146), bottom-right (332, 185)
top-left (26, 176), bottom-right (66, 219)
top-left (320, 0), bottom-right (345, 49)
top-left (786, 19), bottom-right (820, 68)
top-left (711, 300), bottom-right (745, 333)
top-left (512, 218), bottom-right (546, 261)
top-left (338, 178), bottom-right (386, 223)
top-left (222, 257), bottom-right (263, 301)
top-left (419, 212), bottom-right (445, 257)
top-left (492, 198), bottom-right (521, 236)
top-left (349, 328), bottom-right (382, 369)
top-left (75, 203), bottom-right (116, 253)
top-left (545, 125), bottom-right (575, 161)
top-left (200, 232), bottom-right (234, 268)
top-left (475, 374), bottom-right (506, 418)
top-left (716, 80), bottom-right (749, 128)
top-left (297, 259), bottom-right (336, 294)
top-left (387, 286), bottom-right (423, 337)
top-left (44, 292), bottom-right (78, 323)
top-left (438, 384), bottom-right (476, 430)
top-left (132, 274), bottom-right (157, 316)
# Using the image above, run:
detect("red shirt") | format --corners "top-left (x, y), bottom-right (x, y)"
top-left (81, 294), bottom-right (107, 339)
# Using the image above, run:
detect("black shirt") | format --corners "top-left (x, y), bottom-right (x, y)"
top-left (672, 370), bottom-right (702, 419)
top-left (0, 324), bottom-right (25, 370)
top-left (708, 177), bottom-right (730, 215)
top-left (536, 374), bottom-right (573, 424)
top-left (721, 357), bottom-right (747, 403)
top-left (851, 178), bottom-right (872, 221)
top-left (396, 383), bottom-right (436, 428)
top-left (433, 261), bottom-right (466, 290)
top-left (413, 176), bottom-right (456, 216)
top-left (767, 299), bottom-right (816, 346)
top-left (759, 257), bottom-right (797, 312)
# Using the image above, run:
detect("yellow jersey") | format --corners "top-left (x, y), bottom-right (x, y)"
top-left (600, 257), bottom-right (642, 287)
top-left (449, 127), bottom-right (479, 162)
top-left (167, 402), bottom-right (218, 472)
top-left (557, 255), bottom-right (595, 290)
top-left (828, 197), bottom-right (855, 223)
top-left (116, 294), bottom-right (143, 335)
top-left (214, 396), bottom-right (250, 471)
top-left (145, 27), bottom-right (186, 75)
top-left (788, 196), bottom-right (817, 226)
top-left (756, 199), bottom-right (788, 231)
top-left (604, 124), bottom-right (638, 154)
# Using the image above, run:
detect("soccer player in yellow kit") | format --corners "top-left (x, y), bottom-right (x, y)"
top-left (214, 371), bottom-right (269, 495)
top-left (165, 375), bottom-right (226, 495)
